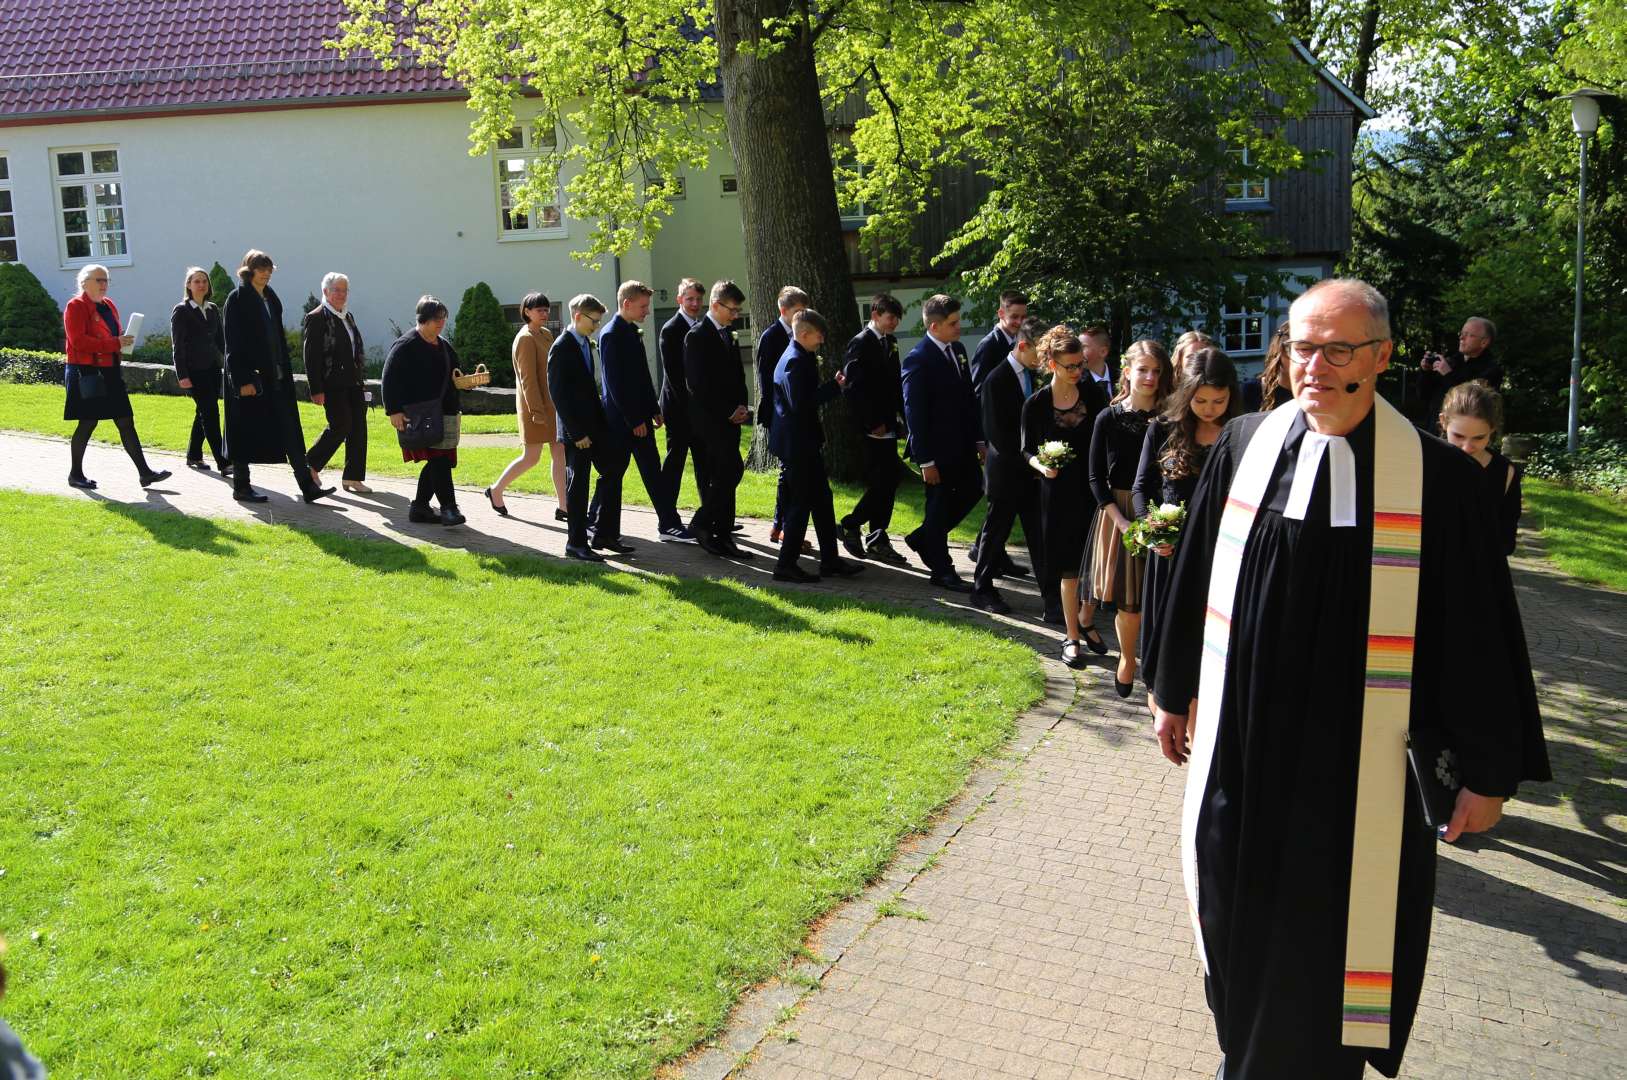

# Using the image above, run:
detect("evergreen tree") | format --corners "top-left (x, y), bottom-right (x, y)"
top-left (208, 262), bottom-right (233, 307)
top-left (0, 263), bottom-right (66, 351)
top-left (451, 282), bottom-right (515, 385)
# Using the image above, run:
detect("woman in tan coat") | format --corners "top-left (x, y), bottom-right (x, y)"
top-left (486, 292), bottom-right (567, 517)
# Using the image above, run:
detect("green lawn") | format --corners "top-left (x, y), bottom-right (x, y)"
top-left (0, 491), bottom-right (1040, 1078)
top-left (1524, 477), bottom-right (1627, 592)
top-left (0, 382), bottom-right (987, 542)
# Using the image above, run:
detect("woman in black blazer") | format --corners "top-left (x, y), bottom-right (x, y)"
top-left (383, 296), bottom-right (465, 526)
top-left (222, 250), bottom-right (333, 504)
top-left (172, 266), bottom-right (229, 474)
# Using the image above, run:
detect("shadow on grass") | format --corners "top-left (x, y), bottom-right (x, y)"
top-left (86, 491), bottom-right (245, 556)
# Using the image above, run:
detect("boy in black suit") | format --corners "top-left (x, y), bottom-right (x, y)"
top-left (838, 292), bottom-right (907, 563)
top-left (769, 310), bottom-right (865, 583)
top-left (684, 280), bottom-right (754, 558)
top-left (548, 293), bottom-right (611, 561)
top-left (658, 277), bottom-right (708, 504)
top-left (758, 285), bottom-right (809, 546)
top-left (969, 289), bottom-right (1028, 391)
top-left (1079, 324), bottom-right (1118, 416)
top-left (971, 316), bottom-right (1051, 616)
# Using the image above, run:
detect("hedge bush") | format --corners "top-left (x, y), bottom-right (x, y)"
top-left (0, 347), bottom-right (65, 383)
top-left (208, 263), bottom-right (233, 308)
top-left (0, 264), bottom-right (65, 351)
top-left (1522, 431), bottom-right (1627, 498)
top-left (451, 282), bottom-right (515, 386)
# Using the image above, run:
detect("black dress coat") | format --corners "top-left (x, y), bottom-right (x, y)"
top-left (547, 330), bottom-right (606, 447)
top-left (685, 317), bottom-right (748, 447)
top-left (303, 306), bottom-right (365, 397)
top-left (755, 318), bottom-right (792, 429)
top-left (969, 325), bottom-right (1015, 392)
top-left (980, 358), bottom-right (1039, 502)
top-left (170, 300), bottom-right (224, 388)
top-left (840, 325), bottom-right (904, 438)
top-left (223, 284), bottom-right (301, 464)
top-left (657, 311), bottom-right (696, 440)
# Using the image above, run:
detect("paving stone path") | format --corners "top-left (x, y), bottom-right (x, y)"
top-left (3, 430), bottom-right (1622, 1080)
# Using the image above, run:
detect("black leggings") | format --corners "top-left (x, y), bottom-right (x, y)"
top-left (414, 458), bottom-right (457, 510)
top-left (71, 416), bottom-right (152, 478)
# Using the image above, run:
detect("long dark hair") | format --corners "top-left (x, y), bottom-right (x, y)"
top-left (1258, 322), bottom-right (1290, 411)
top-left (1159, 347), bottom-right (1240, 480)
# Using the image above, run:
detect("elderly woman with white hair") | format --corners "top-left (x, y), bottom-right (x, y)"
top-left (61, 263), bottom-right (170, 489)
top-left (302, 271), bottom-right (370, 493)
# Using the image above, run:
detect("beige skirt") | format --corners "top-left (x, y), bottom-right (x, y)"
top-left (1085, 489), bottom-right (1146, 612)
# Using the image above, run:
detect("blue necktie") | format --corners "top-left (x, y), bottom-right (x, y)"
top-left (1021, 368), bottom-right (1033, 398)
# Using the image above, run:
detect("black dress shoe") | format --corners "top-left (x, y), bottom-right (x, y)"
top-left (485, 487), bottom-right (509, 517)
top-left (440, 507), bottom-right (467, 527)
top-left (1041, 608), bottom-right (1066, 626)
top-left (591, 539), bottom-right (636, 555)
top-left (216, 459), bottom-right (232, 474)
top-left (187, 459), bottom-right (211, 472)
top-left (67, 474), bottom-right (97, 490)
top-left (565, 543), bottom-right (606, 562)
top-left (719, 543), bottom-right (756, 561)
top-left (1082, 626), bottom-right (1110, 655)
top-left (554, 508), bottom-right (569, 522)
top-left (699, 532), bottom-right (731, 557)
top-left (929, 572), bottom-right (972, 593)
top-left (838, 522), bottom-right (867, 560)
top-left (407, 503), bottom-right (438, 523)
top-left (902, 530), bottom-right (924, 560)
top-left (773, 564), bottom-right (821, 584)
top-left (866, 536), bottom-right (909, 565)
top-left (731, 523), bottom-right (746, 534)
top-left (302, 485), bottom-right (337, 504)
top-left (139, 469), bottom-right (172, 488)
top-left (819, 557), bottom-right (866, 578)
top-left (234, 488), bottom-right (269, 504)
top-left (969, 588), bottom-right (1012, 615)
top-left (1114, 677), bottom-right (1134, 698)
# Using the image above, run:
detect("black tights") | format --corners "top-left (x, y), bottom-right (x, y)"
top-left (71, 417), bottom-right (152, 478)
top-left (414, 458), bottom-right (457, 510)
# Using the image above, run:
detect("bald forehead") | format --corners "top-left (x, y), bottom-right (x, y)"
top-left (1290, 285), bottom-right (1386, 339)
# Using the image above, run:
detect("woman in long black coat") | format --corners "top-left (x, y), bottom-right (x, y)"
top-left (382, 296), bottom-right (465, 526)
top-left (172, 266), bottom-right (229, 474)
top-left (222, 250), bottom-right (332, 504)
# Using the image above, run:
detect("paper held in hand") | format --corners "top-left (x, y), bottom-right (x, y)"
top-left (122, 312), bottom-right (145, 355)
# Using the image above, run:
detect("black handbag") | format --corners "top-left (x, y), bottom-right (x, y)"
top-left (398, 398), bottom-right (445, 450)
top-left (1405, 728), bottom-right (1461, 833)
top-left (74, 366), bottom-right (106, 399)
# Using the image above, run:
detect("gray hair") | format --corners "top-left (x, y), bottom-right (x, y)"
top-left (1465, 315), bottom-right (1497, 342)
top-left (1291, 278), bottom-right (1391, 339)
top-left (320, 272), bottom-right (349, 296)
top-left (76, 264), bottom-right (109, 289)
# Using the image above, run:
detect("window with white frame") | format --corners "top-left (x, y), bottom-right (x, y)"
top-left (1226, 146), bottom-right (1269, 204)
top-left (1222, 296), bottom-right (1270, 354)
top-left (53, 146), bottom-right (129, 264)
top-left (495, 124), bottom-right (566, 239)
top-left (831, 135), bottom-right (869, 228)
top-left (0, 154), bottom-right (15, 262)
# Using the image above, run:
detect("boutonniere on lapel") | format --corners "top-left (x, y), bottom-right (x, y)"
top-left (634, 325), bottom-right (645, 338)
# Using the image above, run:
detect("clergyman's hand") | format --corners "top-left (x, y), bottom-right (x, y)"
top-left (921, 464), bottom-right (941, 486)
top-left (1441, 788), bottom-right (1504, 843)
top-left (1153, 706), bottom-right (1194, 766)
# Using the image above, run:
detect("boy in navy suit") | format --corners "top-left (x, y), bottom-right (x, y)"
top-left (548, 293), bottom-right (611, 561)
top-left (969, 289), bottom-right (1029, 392)
top-left (592, 279), bottom-right (697, 545)
top-left (901, 294), bottom-right (985, 591)
top-left (685, 280), bottom-right (755, 558)
top-left (770, 310), bottom-right (865, 583)
top-left (658, 277), bottom-right (708, 504)
top-left (838, 292), bottom-right (907, 563)
top-left (758, 285), bottom-right (809, 546)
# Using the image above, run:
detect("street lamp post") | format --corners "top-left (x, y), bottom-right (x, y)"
top-left (1565, 89), bottom-right (1607, 454)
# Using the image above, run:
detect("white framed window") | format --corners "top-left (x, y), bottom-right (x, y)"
top-left (1226, 146), bottom-right (1269, 204)
top-left (720, 175), bottom-right (738, 196)
top-left (0, 154), bottom-right (15, 263)
top-left (52, 145), bottom-right (129, 266)
top-left (495, 123), bottom-right (566, 241)
top-left (1222, 296), bottom-right (1269, 355)
top-left (831, 135), bottom-right (869, 229)
top-left (643, 175), bottom-right (685, 201)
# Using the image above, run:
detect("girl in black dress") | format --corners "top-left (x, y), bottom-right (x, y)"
top-left (171, 266), bottom-right (229, 474)
top-left (1083, 339), bottom-right (1174, 695)
top-left (1020, 327), bottom-right (1097, 668)
top-left (1134, 347), bottom-right (1240, 697)
top-left (1439, 380), bottom-right (1521, 557)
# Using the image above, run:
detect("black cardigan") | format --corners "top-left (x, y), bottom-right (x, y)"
top-left (170, 300), bottom-right (224, 380)
top-left (1088, 402), bottom-right (1156, 506)
top-left (381, 330), bottom-right (461, 416)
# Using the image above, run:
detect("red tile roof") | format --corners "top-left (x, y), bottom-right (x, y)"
top-left (0, 0), bottom-right (463, 121)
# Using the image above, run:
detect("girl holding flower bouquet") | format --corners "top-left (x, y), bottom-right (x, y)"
top-left (1083, 339), bottom-right (1175, 692)
top-left (1021, 326), bottom-right (1097, 667)
top-left (1133, 347), bottom-right (1240, 693)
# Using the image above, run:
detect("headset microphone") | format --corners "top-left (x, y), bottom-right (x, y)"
top-left (1344, 377), bottom-right (1365, 393)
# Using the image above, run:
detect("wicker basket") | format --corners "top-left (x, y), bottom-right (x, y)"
top-left (451, 364), bottom-right (490, 390)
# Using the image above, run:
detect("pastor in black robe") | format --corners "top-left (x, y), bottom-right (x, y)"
top-left (1151, 403), bottom-right (1550, 1080)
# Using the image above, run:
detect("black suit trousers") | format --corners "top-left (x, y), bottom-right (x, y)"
top-left (777, 452), bottom-right (839, 571)
top-left (845, 437), bottom-right (901, 535)
top-left (602, 427), bottom-right (681, 531)
top-left (910, 456), bottom-right (983, 575)
top-left (565, 440), bottom-right (606, 548)
top-left (973, 485), bottom-right (1044, 597)
top-left (185, 372), bottom-right (225, 465)
top-left (306, 385), bottom-right (368, 480)
top-left (660, 410), bottom-right (707, 509)
top-left (691, 424), bottom-right (744, 538)
top-left (585, 435), bottom-right (630, 544)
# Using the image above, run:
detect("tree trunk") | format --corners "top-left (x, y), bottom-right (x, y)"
top-left (716, 0), bottom-right (865, 481)
top-left (1348, 0), bottom-right (1382, 138)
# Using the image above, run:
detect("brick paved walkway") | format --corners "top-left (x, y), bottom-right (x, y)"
top-left (3, 431), bottom-right (1622, 1079)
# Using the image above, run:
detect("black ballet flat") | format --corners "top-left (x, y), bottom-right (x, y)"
top-left (1082, 627), bottom-right (1109, 655)
top-left (485, 487), bottom-right (510, 517)
top-left (67, 474), bottom-right (97, 490)
top-left (1114, 677), bottom-right (1134, 698)
top-left (554, 508), bottom-right (569, 523)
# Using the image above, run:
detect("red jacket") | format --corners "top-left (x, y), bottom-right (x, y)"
top-left (64, 293), bottom-right (123, 367)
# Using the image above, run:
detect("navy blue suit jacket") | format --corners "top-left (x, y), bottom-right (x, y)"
top-left (597, 313), bottom-right (657, 435)
top-left (769, 341), bottom-right (839, 462)
top-left (902, 336), bottom-right (982, 468)
top-left (548, 330), bottom-right (606, 445)
top-left (969, 326), bottom-right (1015, 392)
top-left (755, 318), bottom-right (792, 428)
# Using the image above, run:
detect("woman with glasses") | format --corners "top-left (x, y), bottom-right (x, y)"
top-left (61, 263), bottom-right (171, 490)
top-left (171, 266), bottom-right (229, 474)
top-left (1021, 326), bottom-right (1098, 668)
top-left (384, 296), bottom-right (466, 526)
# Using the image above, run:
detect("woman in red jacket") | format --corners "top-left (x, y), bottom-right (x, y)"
top-left (62, 264), bottom-right (169, 489)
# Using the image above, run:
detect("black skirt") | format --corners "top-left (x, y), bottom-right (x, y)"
top-left (63, 363), bottom-right (133, 422)
top-left (1138, 548), bottom-right (1173, 685)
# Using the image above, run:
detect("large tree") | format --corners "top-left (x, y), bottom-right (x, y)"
top-left (337, 1), bottom-right (1309, 473)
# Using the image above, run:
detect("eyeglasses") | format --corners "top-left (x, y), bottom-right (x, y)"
top-left (717, 303), bottom-right (741, 315)
top-left (89, 276), bottom-right (108, 283)
top-left (1286, 338), bottom-right (1387, 368)
top-left (581, 313), bottom-right (602, 325)
top-left (1054, 361), bottom-right (1085, 373)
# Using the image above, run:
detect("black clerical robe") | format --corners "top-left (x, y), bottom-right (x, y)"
top-left (1151, 404), bottom-right (1549, 1080)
